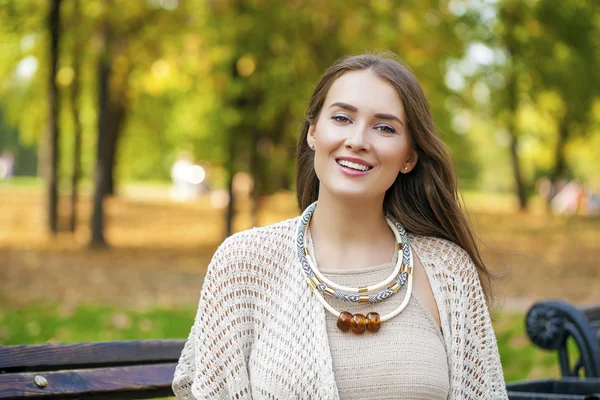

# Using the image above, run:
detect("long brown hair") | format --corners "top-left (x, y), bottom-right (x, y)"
top-left (295, 53), bottom-right (494, 305)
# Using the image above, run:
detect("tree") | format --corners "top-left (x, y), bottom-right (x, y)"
top-left (47, 0), bottom-right (61, 233)
top-left (491, 0), bottom-right (599, 207)
top-left (89, 1), bottom-right (190, 246)
top-left (499, 0), bottom-right (531, 210)
top-left (90, 10), bottom-right (112, 247)
top-left (531, 1), bottom-right (600, 184)
top-left (68, 0), bottom-right (82, 233)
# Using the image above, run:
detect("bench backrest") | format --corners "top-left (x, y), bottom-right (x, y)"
top-left (526, 300), bottom-right (600, 378)
top-left (0, 340), bottom-right (185, 399)
top-left (584, 306), bottom-right (600, 342)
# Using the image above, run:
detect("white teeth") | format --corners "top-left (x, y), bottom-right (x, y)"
top-left (337, 159), bottom-right (370, 171)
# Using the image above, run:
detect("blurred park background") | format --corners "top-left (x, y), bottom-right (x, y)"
top-left (1, 0), bottom-right (599, 384)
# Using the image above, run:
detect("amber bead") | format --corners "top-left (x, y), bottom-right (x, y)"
top-left (337, 311), bottom-right (353, 332)
top-left (366, 312), bottom-right (381, 332)
top-left (351, 313), bottom-right (367, 334)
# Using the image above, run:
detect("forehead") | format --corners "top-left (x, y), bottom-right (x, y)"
top-left (324, 70), bottom-right (405, 117)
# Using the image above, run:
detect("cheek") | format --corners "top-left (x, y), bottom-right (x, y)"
top-left (312, 146), bottom-right (330, 179)
top-left (315, 125), bottom-right (340, 148)
top-left (379, 144), bottom-right (407, 171)
top-left (314, 130), bottom-right (343, 164)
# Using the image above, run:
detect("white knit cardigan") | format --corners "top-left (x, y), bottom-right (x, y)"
top-left (173, 217), bottom-right (508, 399)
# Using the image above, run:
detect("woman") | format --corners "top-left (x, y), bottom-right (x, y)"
top-left (173, 53), bottom-right (508, 399)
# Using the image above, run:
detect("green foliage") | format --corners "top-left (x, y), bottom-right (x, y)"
top-left (0, 0), bottom-right (598, 193)
top-left (453, 0), bottom-right (600, 193)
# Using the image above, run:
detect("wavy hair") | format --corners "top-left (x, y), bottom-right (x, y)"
top-left (295, 53), bottom-right (494, 305)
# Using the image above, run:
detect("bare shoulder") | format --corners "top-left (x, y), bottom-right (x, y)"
top-left (410, 249), bottom-right (442, 329)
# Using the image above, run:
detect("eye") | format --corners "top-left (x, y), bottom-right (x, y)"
top-left (331, 114), bottom-right (351, 124)
top-left (375, 124), bottom-right (396, 134)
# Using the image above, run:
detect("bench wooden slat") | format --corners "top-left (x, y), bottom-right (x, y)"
top-left (0, 363), bottom-right (177, 399)
top-left (0, 340), bottom-right (185, 372)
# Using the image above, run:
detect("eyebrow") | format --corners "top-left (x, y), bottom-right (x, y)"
top-left (329, 102), bottom-right (404, 126)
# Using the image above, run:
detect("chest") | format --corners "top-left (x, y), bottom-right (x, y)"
top-left (244, 256), bottom-right (452, 399)
top-left (324, 296), bottom-right (450, 399)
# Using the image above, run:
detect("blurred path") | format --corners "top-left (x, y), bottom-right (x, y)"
top-left (0, 246), bottom-right (209, 310)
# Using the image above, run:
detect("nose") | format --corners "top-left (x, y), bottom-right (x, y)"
top-left (345, 123), bottom-right (370, 152)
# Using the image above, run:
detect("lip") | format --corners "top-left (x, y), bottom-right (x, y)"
top-left (335, 157), bottom-right (373, 168)
top-left (335, 157), bottom-right (374, 177)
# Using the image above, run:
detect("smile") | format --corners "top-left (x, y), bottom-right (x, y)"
top-left (336, 159), bottom-right (373, 172)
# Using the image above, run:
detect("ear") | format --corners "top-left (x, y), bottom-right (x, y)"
top-left (307, 123), bottom-right (317, 149)
top-left (401, 148), bottom-right (419, 173)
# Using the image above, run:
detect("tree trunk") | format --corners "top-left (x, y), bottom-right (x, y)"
top-left (508, 129), bottom-right (527, 211)
top-left (506, 47), bottom-right (527, 211)
top-left (47, 0), bottom-right (61, 234)
top-left (90, 22), bottom-right (112, 248)
top-left (225, 132), bottom-right (236, 238)
top-left (106, 141), bottom-right (116, 195)
top-left (104, 99), bottom-right (125, 196)
top-left (250, 133), bottom-right (260, 227)
top-left (69, 0), bottom-right (81, 233)
top-left (551, 118), bottom-right (569, 184)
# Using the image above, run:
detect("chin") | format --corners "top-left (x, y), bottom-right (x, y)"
top-left (322, 184), bottom-right (383, 204)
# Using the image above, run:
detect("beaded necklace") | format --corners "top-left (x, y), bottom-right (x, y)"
top-left (296, 202), bottom-right (414, 334)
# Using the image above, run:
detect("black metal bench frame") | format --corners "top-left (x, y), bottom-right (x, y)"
top-left (525, 300), bottom-right (600, 378)
top-left (506, 300), bottom-right (600, 399)
top-left (0, 340), bottom-right (185, 399)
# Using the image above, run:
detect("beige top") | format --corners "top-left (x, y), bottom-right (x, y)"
top-left (321, 261), bottom-right (450, 400)
top-left (172, 217), bottom-right (508, 399)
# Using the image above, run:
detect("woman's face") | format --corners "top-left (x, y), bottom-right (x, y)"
top-left (308, 69), bottom-right (418, 205)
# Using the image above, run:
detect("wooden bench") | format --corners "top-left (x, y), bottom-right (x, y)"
top-left (0, 340), bottom-right (185, 399)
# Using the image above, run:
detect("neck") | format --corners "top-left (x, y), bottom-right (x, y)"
top-left (308, 190), bottom-right (395, 269)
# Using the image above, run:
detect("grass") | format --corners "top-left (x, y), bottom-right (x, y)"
top-left (0, 176), bottom-right (42, 188)
top-left (0, 304), bottom-right (195, 345)
top-left (493, 312), bottom-right (562, 382)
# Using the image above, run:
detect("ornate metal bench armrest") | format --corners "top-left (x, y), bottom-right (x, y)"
top-left (526, 300), bottom-right (600, 378)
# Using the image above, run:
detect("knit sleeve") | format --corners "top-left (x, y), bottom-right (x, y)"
top-left (455, 250), bottom-right (508, 399)
top-left (172, 235), bottom-right (254, 399)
